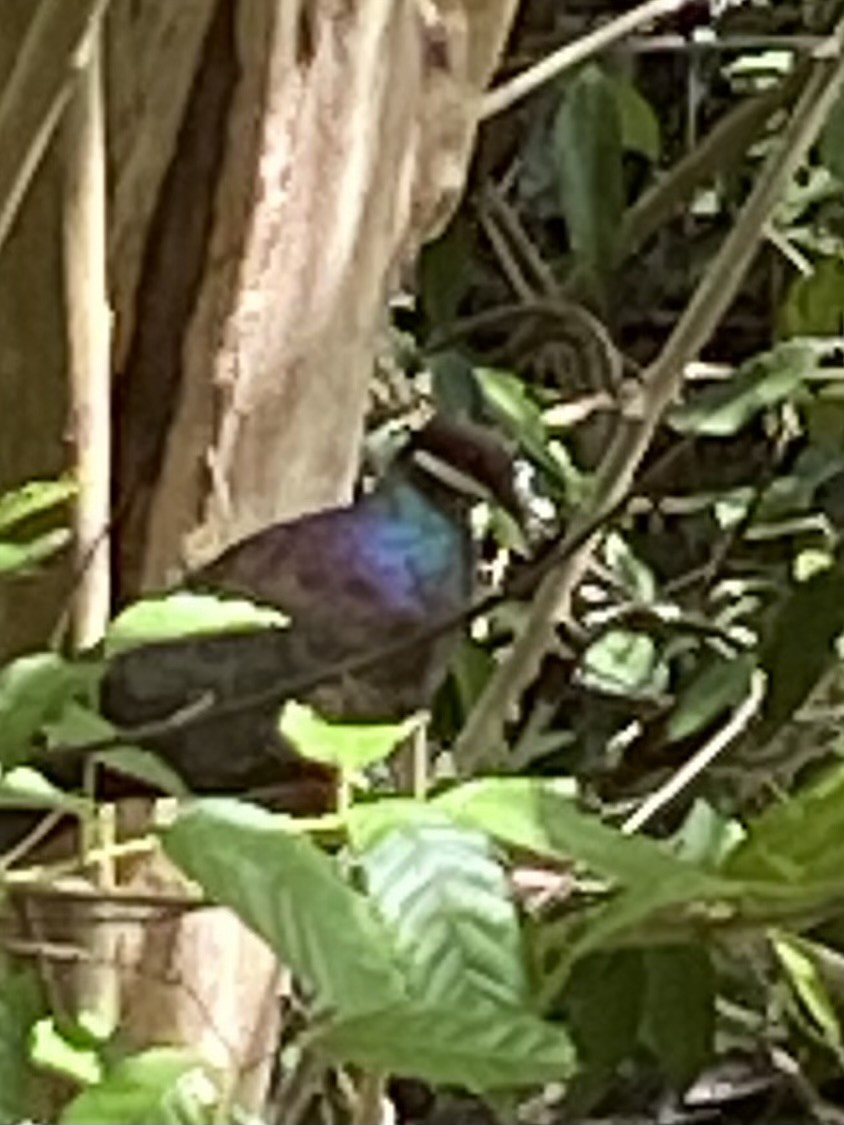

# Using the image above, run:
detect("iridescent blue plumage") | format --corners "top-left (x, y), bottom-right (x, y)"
top-left (94, 416), bottom-right (516, 800)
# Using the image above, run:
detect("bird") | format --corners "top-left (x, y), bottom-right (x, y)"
top-left (46, 414), bottom-right (521, 812)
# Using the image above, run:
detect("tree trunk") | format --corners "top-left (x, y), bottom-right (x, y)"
top-left (1, 0), bottom-right (521, 1112)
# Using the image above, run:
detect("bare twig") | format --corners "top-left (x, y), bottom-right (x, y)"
top-left (0, 0), bottom-right (111, 255)
top-left (63, 23), bottom-right (111, 650)
top-left (620, 671), bottom-right (766, 835)
top-left (453, 20), bottom-right (844, 773)
top-left (481, 0), bottom-right (697, 120)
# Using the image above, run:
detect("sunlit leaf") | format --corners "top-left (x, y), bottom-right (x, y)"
top-left (279, 702), bottom-right (417, 770)
top-left (163, 799), bottom-right (407, 1016)
top-left (774, 934), bottom-right (843, 1050)
top-left (106, 593), bottom-right (288, 656)
top-left (0, 476), bottom-right (76, 533)
top-left (32, 1016), bottom-right (102, 1086)
top-left (0, 528), bottom-right (71, 575)
top-left (352, 805), bottom-right (528, 1009)
top-left (0, 766), bottom-right (90, 814)
top-left (59, 1048), bottom-right (217, 1125)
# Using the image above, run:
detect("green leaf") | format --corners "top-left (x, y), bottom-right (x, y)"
top-left (0, 966), bottom-right (44, 1122)
top-left (552, 65), bottom-right (625, 288)
top-left (59, 1047), bottom-right (217, 1125)
top-left (31, 1016), bottom-right (102, 1085)
top-left (642, 945), bottom-right (714, 1088)
top-left (0, 529), bottom-right (71, 575)
top-left (603, 532), bottom-right (657, 602)
top-left (667, 654), bottom-right (756, 742)
top-left (105, 592), bottom-right (288, 656)
top-left (723, 761), bottom-right (844, 886)
top-left (438, 779), bottom-right (722, 892)
top-left (580, 629), bottom-right (665, 697)
top-left (668, 342), bottom-right (817, 436)
top-left (163, 799), bottom-right (407, 1016)
top-left (0, 476), bottom-right (76, 534)
top-left (560, 950), bottom-right (644, 1114)
top-left (474, 368), bottom-right (568, 487)
top-left (758, 559), bottom-right (844, 738)
top-left (353, 806), bottom-right (528, 1009)
top-left (318, 1001), bottom-right (576, 1092)
top-left (0, 653), bottom-right (89, 767)
top-left (279, 702), bottom-right (417, 771)
top-left (774, 934), bottom-right (843, 1050)
top-left (0, 766), bottom-right (91, 815)
top-left (610, 74), bottom-right (660, 161)
top-left (779, 258), bottom-right (844, 339)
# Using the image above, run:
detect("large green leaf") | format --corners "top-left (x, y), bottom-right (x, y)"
top-left (59, 1048), bottom-right (217, 1125)
top-left (723, 761), bottom-right (844, 886)
top-left (105, 592), bottom-right (287, 656)
top-left (318, 1001), bottom-right (576, 1092)
top-left (0, 966), bottom-right (43, 1122)
top-left (552, 65), bottom-right (625, 288)
top-left (352, 805), bottom-right (528, 1009)
top-left (162, 799), bottom-right (407, 1017)
top-left (668, 341), bottom-right (818, 437)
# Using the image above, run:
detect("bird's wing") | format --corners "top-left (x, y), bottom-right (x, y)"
top-left (189, 504), bottom-right (428, 634)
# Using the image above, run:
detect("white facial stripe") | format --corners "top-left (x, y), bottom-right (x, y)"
top-left (412, 449), bottom-right (491, 502)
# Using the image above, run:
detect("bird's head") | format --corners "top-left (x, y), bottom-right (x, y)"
top-left (400, 414), bottom-right (525, 525)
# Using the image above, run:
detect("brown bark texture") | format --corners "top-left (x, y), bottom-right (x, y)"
top-left (0, 0), bottom-right (521, 1109)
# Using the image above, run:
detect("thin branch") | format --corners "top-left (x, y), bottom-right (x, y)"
top-left (453, 20), bottom-right (844, 773)
top-left (63, 24), bottom-right (112, 650)
top-left (481, 0), bottom-right (697, 120)
top-left (0, 0), bottom-right (111, 255)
